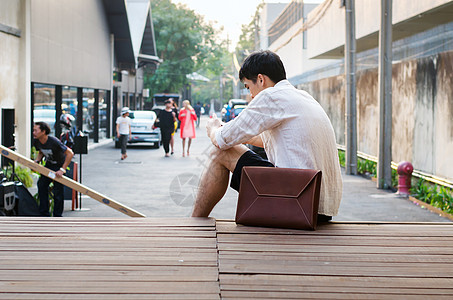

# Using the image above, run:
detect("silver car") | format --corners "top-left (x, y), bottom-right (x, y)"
top-left (115, 110), bottom-right (161, 148)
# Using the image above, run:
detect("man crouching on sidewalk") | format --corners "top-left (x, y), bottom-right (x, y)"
top-left (191, 50), bottom-right (342, 222)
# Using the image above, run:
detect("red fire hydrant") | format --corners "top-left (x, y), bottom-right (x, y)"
top-left (397, 161), bottom-right (413, 196)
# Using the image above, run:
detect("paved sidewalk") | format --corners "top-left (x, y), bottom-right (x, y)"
top-left (61, 115), bottom-right (450, 222)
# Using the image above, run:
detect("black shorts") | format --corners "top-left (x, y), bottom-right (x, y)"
top-left (230, 150), bottom-right (275, 192)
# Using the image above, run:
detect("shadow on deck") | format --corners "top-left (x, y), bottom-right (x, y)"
top-left (1, 217), bottom-right (453, 299)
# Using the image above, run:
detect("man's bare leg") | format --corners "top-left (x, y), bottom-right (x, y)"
top-left (192, 144), bottom-right (249, 217)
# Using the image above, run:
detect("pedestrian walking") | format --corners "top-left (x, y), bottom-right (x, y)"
top-left (33, 121), bottom-right (74, 217)
top-left (179, 100), bottom-right (197, 157)
top-left (169, 98), bottom-right (179, 155)
top-left (193, 102), bottom-right (202, 127)
top-left (116, 107), bottom-right (131, 160)
top-left (159, 100), bottom-right (177, 157)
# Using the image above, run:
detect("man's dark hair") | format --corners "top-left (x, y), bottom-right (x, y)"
top-left (34, 122), bottom-right (51, 135)
top-left (239, 50), bottom-right (286, 83)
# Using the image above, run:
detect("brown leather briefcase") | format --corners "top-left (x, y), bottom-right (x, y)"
top-left (235, 166), bottom-right (322, 230)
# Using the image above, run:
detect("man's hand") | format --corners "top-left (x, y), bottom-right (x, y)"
top-left (206, 115), bottom-right (222, 148)
top-left (55, 169), bottom-right (65, 178)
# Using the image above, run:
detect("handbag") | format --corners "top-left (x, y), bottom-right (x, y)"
top-left (235, 166), bottom-right (322, 230)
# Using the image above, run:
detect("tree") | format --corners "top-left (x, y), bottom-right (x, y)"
top-left (145, 0), bottom-right (227, 96)
top-left (190, 47), bottom-right (233, 106)
top-left (235, 2), bottom-right (264, 63)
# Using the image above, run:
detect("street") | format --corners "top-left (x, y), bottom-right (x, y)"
top-left (62, 115), bottom-right (450, 222)
top-left (64, 115), bottom-right (239, 219)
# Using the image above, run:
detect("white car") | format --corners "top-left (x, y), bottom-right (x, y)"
top-left (33, 109), bottom-right (56, 134)
top-left (115, 110), bottom-right (161, 148)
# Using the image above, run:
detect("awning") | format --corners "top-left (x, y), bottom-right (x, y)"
top-left (102, 0), bottom-right (135, 70)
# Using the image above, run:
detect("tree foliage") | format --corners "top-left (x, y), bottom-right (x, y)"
top-left (235, 2), bottom-right (263, 63)
top-left (190, 48), bottom-right (233, 106)
top-left (145, 0), bottom-right (227, 97)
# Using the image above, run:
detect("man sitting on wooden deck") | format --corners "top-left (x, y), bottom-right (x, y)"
top-left (192, 50), bottom-right (343, 222)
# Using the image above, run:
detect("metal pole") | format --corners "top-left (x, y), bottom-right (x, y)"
top-left (79, 153), bottom-right (82, 209)
top-left (377, 0), bottom-right (393, 189)
top-left (345, 0), bottom-right (357, 175)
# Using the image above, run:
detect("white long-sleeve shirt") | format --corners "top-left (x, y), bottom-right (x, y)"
top-left (215, 80), bottom-right (342, 216)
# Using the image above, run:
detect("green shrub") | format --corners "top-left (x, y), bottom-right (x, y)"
top-left (411, 179), bottom-right (453, 215)
top-left (338, 150), bottom-right (345, 168)
top-left (429, 185), bottom-right (453, 214)
top-left (2, 165), bottom-right (34, 188)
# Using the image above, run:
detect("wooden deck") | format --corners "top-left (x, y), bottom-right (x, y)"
top-left (1, 218), bottom-right (453, 299)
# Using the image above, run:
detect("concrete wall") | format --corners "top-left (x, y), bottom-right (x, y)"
top-left (307, 0), bottom-right (453, 58)
top-left (298, 51), bottom-right (453, 180)
top-left (0, 0), bottom-right (31, 157)
top-left (433, 52), bottom-right (453, 179)
top-left (269, 16), bottom-right (338, 79)
top-left (31, 0), bottom-right (111, 89)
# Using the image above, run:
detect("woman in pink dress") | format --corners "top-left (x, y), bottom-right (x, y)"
top-left (178, 100), bottom-right (197, 157)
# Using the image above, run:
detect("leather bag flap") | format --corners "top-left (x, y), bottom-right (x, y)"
top-left (242, 167), bottom-right (320, 198)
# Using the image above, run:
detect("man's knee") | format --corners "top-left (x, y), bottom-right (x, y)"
top-left (208, 145), bottom-right (248, 172)
top-left (208, 146), bottom-right (224, 163)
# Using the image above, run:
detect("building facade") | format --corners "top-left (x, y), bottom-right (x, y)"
top-left (0, 0), bottom-right (159, 159)
top-left (259, 0), bottom-right (453, 181)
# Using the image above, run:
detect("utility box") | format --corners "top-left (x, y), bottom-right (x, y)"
top-left (73, 136), bottom-right (88, 154)
top-left (0, 181), bottom-right (16, 215)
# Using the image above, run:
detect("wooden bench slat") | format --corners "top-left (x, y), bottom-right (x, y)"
top-left (0, 294), bottom-right (220, 300)
top-left (221, 291), bottom-right (452, 299)
top-left (0, 281), bottom-right (220, 294)
top-left (217, 243), bottom-right (453, 254)
top-left (219, 274), bottom-right (453, 288)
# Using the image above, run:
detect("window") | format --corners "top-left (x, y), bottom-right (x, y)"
top-left (33, 83), bottom-right (56, 134)
top-left (83, 88), bottom-right (95, 139)
top-left (99, 90), bottom-right (107, 139)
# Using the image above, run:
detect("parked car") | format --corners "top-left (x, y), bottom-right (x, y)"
top-left (115, 110), bottom-right (161, 149)
top-left (222, 99), bottom-right (248, 122)
top-left (230, 104), bottom-right (247, 120)
top-left (33, 109), bottom-right (56, 133)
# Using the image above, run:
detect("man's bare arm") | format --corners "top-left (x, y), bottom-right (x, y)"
top-left (244, 135), bottom-right (263, 148)
top-left (34, 151), bottom-right (44, 164)
top-left (56, 148), bottom-right (74, 178)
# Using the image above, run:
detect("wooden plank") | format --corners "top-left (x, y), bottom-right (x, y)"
top-left (0, 251), bottom-right (217, 260)
top-left (0, 264), bottom-right (217, 272)
top-left (217, 243), bottom-right (453, 255)
top-left (216, 221), bottom-right (453, 236)
top-left (221, 291), bottom-right (453, 299)
top-left (0, 294), bottom-right (220, 300)
top-left (218, 260), bottom-right (453, 277)
top-left (218, 252), bottom-right (453, 263)
top-left (0, 259), bottom-right (217, 267)
top-left (219, 274), bottom-right (453, 289)
top-left (217, 233), bottom-right (453, 247)
top-left (0, 217), bottom-right (215, 227)
top-left (0, 145), bottom-right (145, 217)
top-left (221, 284), bottom-right (453, 295)
top-left (0, 268), bottom-right (219, 282)
top-left (0, 281), bottom-right (220, 294)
